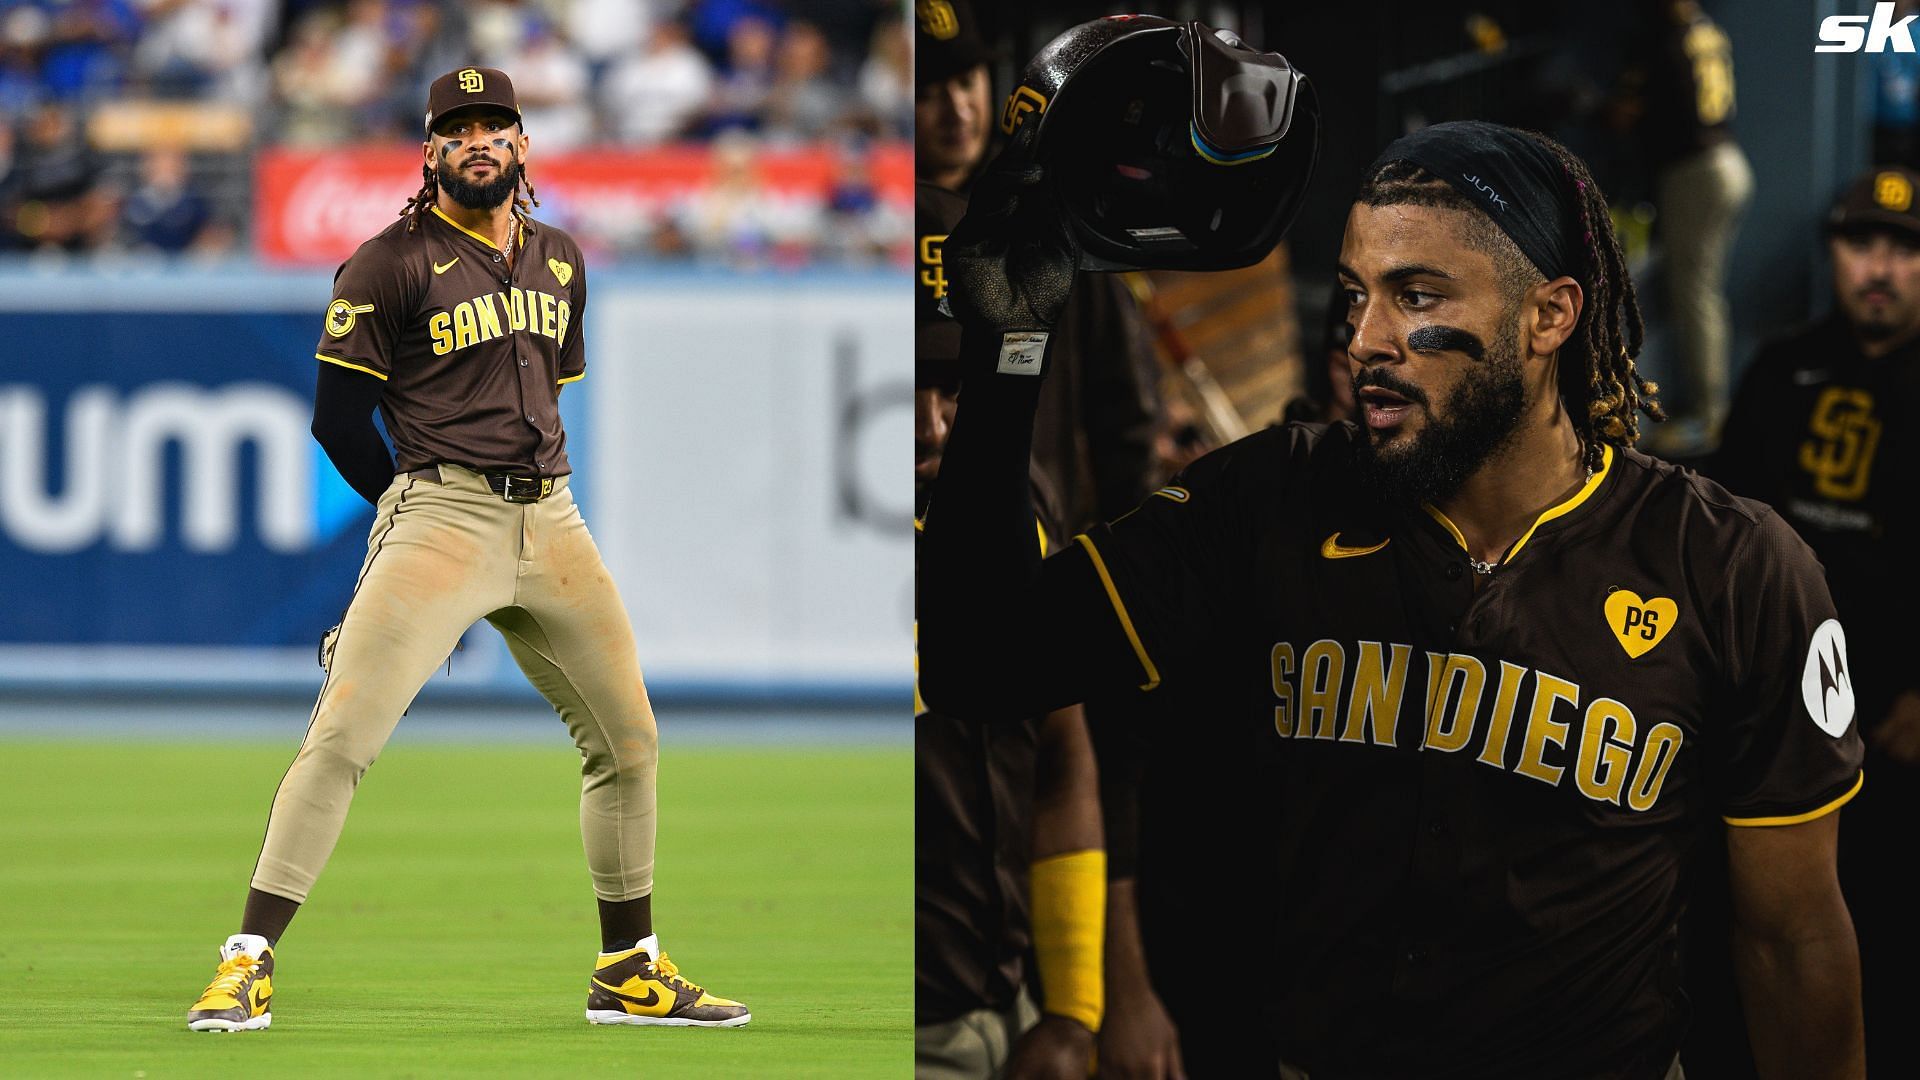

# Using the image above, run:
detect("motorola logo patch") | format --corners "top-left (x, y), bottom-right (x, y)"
top-left (1800, 619), bottom-right (1856, 737)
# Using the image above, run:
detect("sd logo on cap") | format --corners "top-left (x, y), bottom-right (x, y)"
top-left (424, 66), bottom-right (521, 135)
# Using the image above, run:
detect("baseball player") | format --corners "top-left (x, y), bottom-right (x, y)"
top-left (185, 67), bottom-right (747, 1032)
top-left (1708, 163), bottom-right (1920, 1074)
top-left (921, 119), bottom-right (1865, 1077)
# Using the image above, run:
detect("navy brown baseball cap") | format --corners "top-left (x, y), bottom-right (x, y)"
top-left (916, 0), bottom-right (997, 89)
top-left (916, 181), bottom-right (966, 388)
top-left (425, 67), bottom-right (520, 135)
top-left (1828, 165), bottom-right (1920, 240)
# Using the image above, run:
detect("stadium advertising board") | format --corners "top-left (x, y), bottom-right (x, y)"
top-left (0, 272), bottom-right (906, 700)
top-left (254, 145), bottom-right (914, 267)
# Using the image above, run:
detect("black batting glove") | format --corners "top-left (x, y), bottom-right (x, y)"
top-left (942, 122), bottom-right (1080, 379)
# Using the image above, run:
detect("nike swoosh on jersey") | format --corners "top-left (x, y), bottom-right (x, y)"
top-left (1321, 532), bottom-right (1390, 559)
top-left (433, 257), bottom-right (460, 274)
top-left (1792, 368), bottom-right (1830, 385)
top-left (591, 977), bottom-right (662, 1008)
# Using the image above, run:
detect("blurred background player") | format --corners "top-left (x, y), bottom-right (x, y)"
top-left (1610, 0), bottom-right (1751, 452)
top-left (1282, 297), bottom-right (1360, 426)
top-left (1707, 163), bottom-right (1920, 1078)
top-left (916, 180), bottom-right (1106, 1080)
top-left (914, 0), bottom-right (1160, 534)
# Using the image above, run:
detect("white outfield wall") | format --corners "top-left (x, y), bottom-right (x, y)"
top-left (0, 267), bottom-right (910, 704)
top-left (581, 276), bottom-right (912, 697)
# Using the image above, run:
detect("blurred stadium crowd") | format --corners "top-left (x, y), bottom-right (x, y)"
top-left (0, 0), bottom-right (910, 264)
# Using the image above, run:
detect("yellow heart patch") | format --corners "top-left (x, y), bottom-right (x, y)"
top-left (548, 258), bottom-right (572, 286)
top-left (1603, 590), bottom-right (1677, 659)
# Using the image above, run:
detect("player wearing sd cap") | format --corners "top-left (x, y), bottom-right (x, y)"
top-left (1711, 163), bottom-right (1920, 1075)
top-left (185, 67), bottom-right (747, 1032)
top-left (922, 83), bottom-right (1864, 1079)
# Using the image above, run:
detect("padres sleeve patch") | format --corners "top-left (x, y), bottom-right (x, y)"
top-left (326, 299), bottom-right (376, 338)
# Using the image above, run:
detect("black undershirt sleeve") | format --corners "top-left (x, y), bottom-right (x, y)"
top-left (310, 362), bottom-right (395, 507)
top-left (918, 332), bottom-right (1142, 720)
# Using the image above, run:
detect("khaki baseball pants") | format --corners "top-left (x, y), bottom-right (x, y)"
top-left (250, 464), bottom-right (658, 904)
top-left (1657, 139), bottom-right (1753, 434)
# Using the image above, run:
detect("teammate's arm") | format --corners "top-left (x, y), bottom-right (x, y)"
top-left (919, 129), bottom-right (1157, 719)
top-left (1726, 813), bottom-right (1863, 1080)
top-left (311, 364), bottom-right (394, 507)
top-left (1008, 705), bottom-right (1105, 1080)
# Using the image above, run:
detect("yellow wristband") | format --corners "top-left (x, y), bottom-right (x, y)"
top-left (1030, 848), bottom-right (1105, 1032)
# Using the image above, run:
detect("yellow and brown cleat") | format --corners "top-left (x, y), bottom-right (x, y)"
top-left (585, 938), bottom-right (749, 1028)
top-left (187, 934), bottom-right (274, 1032)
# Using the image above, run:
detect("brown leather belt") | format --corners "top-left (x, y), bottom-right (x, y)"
top-left (409, 467), bottom-right (555, 503)
top-left (487, 474), bottom-right (554, 503)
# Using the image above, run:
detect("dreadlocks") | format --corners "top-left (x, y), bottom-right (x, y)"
top-left (399, 155), bottom-right (541, 234)
top-left (1356, 135), bottom-right (1662, 472)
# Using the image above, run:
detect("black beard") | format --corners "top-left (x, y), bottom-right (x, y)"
top-left (1353, 333), bottom-right (1527, 508)
top-left (1855, 316), bottom-right (1900, 342)
top-left (437, 157), bottom-right (522, 210)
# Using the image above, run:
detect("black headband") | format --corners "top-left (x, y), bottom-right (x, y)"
top-left (1367, 121), bottom-right (1585, 282)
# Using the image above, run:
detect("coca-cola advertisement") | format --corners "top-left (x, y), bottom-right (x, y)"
top-left (254, 140), bottom-right (914, 267)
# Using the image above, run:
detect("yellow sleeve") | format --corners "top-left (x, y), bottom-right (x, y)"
top-left (1029, 848), bottom-right (1105, 1032)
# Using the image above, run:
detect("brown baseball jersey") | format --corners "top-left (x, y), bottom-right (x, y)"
top-left (1713, 314), bottom-right (1920, 719)
top-left (1062, 422), bottom-right (1863, 1079)
top-left (315, 205), bottom-right (586, 476)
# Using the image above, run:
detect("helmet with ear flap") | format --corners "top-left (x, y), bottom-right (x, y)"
top-left (1001, 15), bottom-right (1319, 272)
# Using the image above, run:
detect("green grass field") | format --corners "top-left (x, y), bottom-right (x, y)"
top-left (0, 740), bottom-right (909, 1078)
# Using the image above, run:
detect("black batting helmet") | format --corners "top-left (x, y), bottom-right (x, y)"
top-left (1002, 15), bottom-right (1318, 272)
